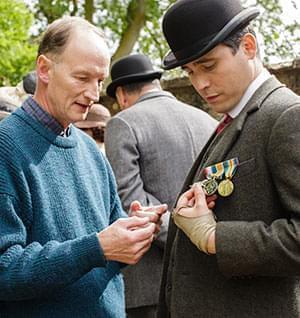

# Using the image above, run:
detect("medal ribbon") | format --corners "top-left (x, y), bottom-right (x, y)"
top-left (204, 157), bottom-right (239, 180)
top-left (223, 157), bottom-right (239, 179)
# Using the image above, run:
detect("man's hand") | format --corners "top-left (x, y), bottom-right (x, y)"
top-left (98, 216), bottom-right (156, 264)
top-left (129, 201), bottom-right (168, 234)
top-left (173, 183), bottom-right (217, 254)
top-left (176, 184), bottom-right (217, 216)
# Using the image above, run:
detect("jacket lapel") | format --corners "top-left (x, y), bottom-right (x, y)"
top-left (189, 76), bottom-right (285, 184)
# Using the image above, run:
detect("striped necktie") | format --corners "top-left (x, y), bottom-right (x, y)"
top-left (216, 114), bottom-right (233, 135)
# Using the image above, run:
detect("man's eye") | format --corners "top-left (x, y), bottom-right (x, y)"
top-left (77, 77), bottom-right (87, 81)
top-left (202, 63), bottom-right (215, 70)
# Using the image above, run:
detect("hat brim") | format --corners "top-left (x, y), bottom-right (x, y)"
top-left (162, 7), bottom-right (260, 70)
top-left (74, 121), bottom-right (105, 129)
top-left (106, 71), bottom-right (162, 98)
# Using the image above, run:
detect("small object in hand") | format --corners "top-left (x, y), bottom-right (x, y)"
top-left (194, 179), bottom-right (218, 196)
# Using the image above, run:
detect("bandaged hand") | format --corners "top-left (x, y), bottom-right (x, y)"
top-left (173, 183), bottom-right (216, 254)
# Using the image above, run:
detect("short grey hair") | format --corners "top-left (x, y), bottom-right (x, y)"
top-left (37, 16), bottom-right (106, 58)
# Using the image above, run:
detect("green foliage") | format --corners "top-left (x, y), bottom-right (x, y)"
top-left (248, 0), bottom-right (299, 62)
top-left (95, 0), bottom-right (129, 36)
top-left (29, 0), bottom-right (300, 65)
top-left (34, 0), bottom-right (79, 29)
top-left (138, 1), bottom-right (176, 60)
top-left (0, 0), bottom-right (299, 86)
top-left (0, 0), bottom-right (36, 86)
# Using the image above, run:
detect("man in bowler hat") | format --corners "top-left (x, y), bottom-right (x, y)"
top-left (105, 53), bottom-right (217, 318)
top-left (158, 0), bottom-right (300, 317)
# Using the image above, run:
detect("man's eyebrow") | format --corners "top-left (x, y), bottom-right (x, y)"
top-left (72, 69), bottom-right (105, 77)
top-left (193, 57), bottom-right (215, 64)
top-left (70, 70), bottom-right (87, 77)
top-left (72, 69), bottom-right (90, 74)
top-left (181, 57), bottom-right (216, 70)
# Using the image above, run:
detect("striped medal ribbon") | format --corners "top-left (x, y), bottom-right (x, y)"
top-left (200, 158), bottom-right (239, 196)
top-left (217, 157), bottom-right (239, 197)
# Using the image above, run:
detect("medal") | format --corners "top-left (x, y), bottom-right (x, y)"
top-left (200, 178), bottom-right (218, 196)
top-left (216, 157), bottom-right (239, 197)
top-left (202, 161), bottom-right (227, 196)
top-left (218, 179), bottom-right (234, 197)
top-left (201, 161), bottom-right (224, 196)
top-left (203, 157), bottom-right (239, 197)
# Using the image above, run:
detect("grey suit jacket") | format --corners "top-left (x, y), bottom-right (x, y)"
top-left (158, 77), bottom-right (300, 318)
top-left (105, 91), bottom-right (217, 309)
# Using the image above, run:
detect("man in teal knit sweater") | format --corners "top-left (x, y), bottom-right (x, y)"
top-left (0, 17), bottom-right (166, 317)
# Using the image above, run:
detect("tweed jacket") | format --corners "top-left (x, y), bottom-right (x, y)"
top-left (105, 91), bottom-right (217, 309)
top-left (158, 77), bottom-right (300, 318)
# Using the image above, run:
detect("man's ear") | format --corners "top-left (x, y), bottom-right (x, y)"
top-left (36, 55), bottom-right (52, 84)
top-left (241, 33), bottom-right (257, 60)
top-left (116, 86), bottom-right (127, 110)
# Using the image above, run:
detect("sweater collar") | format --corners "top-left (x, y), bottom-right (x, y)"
top-left (22, 96), bottom-right (70, 136)
top-left (13, 107), bottom-right (78, 148)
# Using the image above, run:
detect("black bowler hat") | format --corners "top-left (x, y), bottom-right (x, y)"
top-left (106, 54), bottom-right (162, 98)
top-left (22, 71), bottom-right (37, 94)
top-left (162, 0), bottom-right (260, 70)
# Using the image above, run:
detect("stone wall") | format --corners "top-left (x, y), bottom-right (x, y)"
top-left (101, 58), bottom-right (300, 118)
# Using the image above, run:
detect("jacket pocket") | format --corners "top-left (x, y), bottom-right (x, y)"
top-left (234, 157), bottom-right (256, 179)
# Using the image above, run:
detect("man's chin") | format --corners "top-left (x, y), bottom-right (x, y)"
top-left (207, 103), bottom-right (223, 113)
top-left (208, 102), bottom-right (232, 114)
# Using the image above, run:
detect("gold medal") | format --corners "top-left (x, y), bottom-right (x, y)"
top-left (203, 157), bottom-right (239, 197)
top-left (201, 178), bottom-right (218, 196)
top-left (218, 179), bottom-right (234, 197)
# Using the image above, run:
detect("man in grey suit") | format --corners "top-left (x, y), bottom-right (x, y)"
top-left (105, 53), bottom-right (217, 318)
top-left (158, 0), bottom-right (300, 317)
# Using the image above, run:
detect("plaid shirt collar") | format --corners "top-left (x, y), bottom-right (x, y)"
top-left (22, 96), bottom-right (70, 136)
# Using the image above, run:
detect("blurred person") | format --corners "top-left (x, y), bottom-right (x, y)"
top-left (0, 16), bottom-right (166, 317)
top-left (0, 71), bottom-right (37, 106)
top-left (22, 71), bottom-right (37, 95)
top-left (158, 0), bottom-right (300, 317)
top-left (105, 53), bottom-right (217, 318)
top-left (0, 97), bottom-right (18, 121)
top-left (75, 103), bottom-right (111, 153)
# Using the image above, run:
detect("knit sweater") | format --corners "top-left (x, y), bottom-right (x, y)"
top-left (0, 108), bottom-right (127, 317)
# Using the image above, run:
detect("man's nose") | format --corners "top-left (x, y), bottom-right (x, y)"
top-left (193, 75), bottom-right (210, 92)
top-left (84, 81), bottom-right (100, 102)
